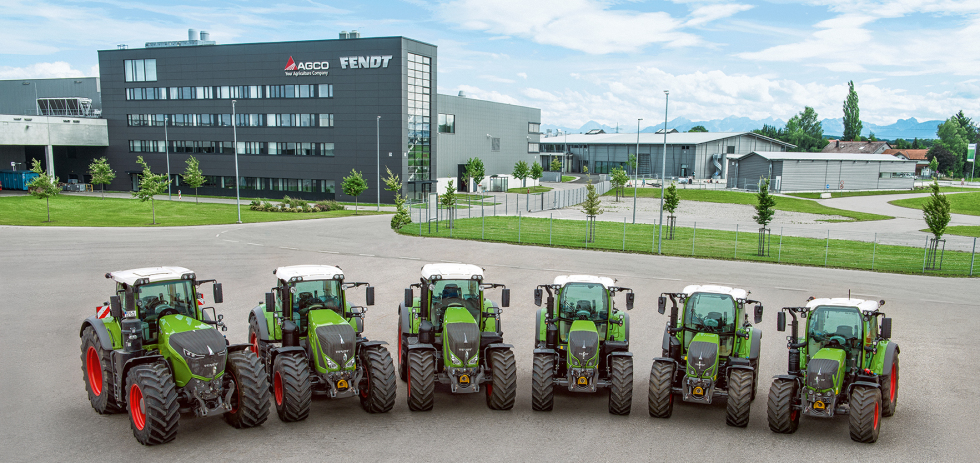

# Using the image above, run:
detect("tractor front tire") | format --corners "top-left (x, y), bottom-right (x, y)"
top-left (767, 378), bottom-right (800, 434)
top-left (881, 355), bottom-right (899, 417)
top-left (725, 369), bottom-right (753, 427)
top-left (648, 361), bottom-right (674, 418)
top-left (224, 351), bottom-right (270, 428)
top-left (273, 354), bottom-right (311, 422)
top-left (750, 358), bottom-right (760, 401)
top-left (531, 353), bottom-right (555, 411)
top-left (397, 327), bottom-right (408, 382)
top-left (608, 356), bottom-right (633, 415)
top-left (359, 346), bottom-right (397, 413)
top-left (126, 362), bottom-right (179, 446)
top-left (486, 349), bottom-right (517, 410)
top-left (248, 317), bottom-right (264, 359)
top-left (81, 327), bottom-right (123, 414)
top-left (407, 349), bottom-right (435, 411)
top-left (849, 386), bottom-right (882, 443)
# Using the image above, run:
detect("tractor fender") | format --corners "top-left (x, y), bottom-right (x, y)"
top-left (661, 325), bottom-right (681, 357)
top-left (269, 346), bottom-right (306, 367)
top-left (848, 381), bottom-right (882, 396)
top-left (881, 342), bottom-right (900, 375)
top-left (772, 374), bottom-right (802, 385)
top-left (534, 348), bottom-right (557, 356)
top-left (535, 307), bottom-right (545, 344)
top-left (80, 316), bottom-right (114, 350)
top-left (120, 354), bottom-right (169, 397)
top-left (607, 351), bottom-right (632, 358)
top-left (227, 343), bottom-right (251, 353)
top-left (398, 302), bottom-right (415, 335)
top-left (358, 340), bottom-right (389, 352)
top-left (485, 343), bottom-right (513, 352)
top-left (249, 306), bottom-right (271, 341)
top-left (652, 357), bottom-right (678, 365)
top-left (748, 327), bottom-right (763, 360)
top-left (407, 343), bottom-right (436, 352)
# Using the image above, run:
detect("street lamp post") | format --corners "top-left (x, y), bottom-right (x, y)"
top-left (658, 91), bottom-right (669, 254)
top-left (232, 100), bottom-right (241, 224)
top-left (164, 115), bottom-right (171, 200)
top-left (633, 118), bottom-right (642, 224)
top-left (377, 115), bottom-right (381, 211)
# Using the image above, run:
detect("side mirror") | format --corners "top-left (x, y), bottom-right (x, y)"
top-left (777, 311), bottom-right (786, 332)
top-left (501, 288), bottom-right (510, 308)
top-left (404, 288), bottom-right (413, 308)
top-left (880, 317), bottom-right (892, 339)
top-left (366, 286), bottom-right (375, 306)
top-left (534, 288), bottom-right (542, 307)
top-left (212, 283), bottom-right (224, 304)
top-left (110, 295), bottom-right (122, 319)
top-left (626, 292), bottom-right (634, 311)
top-left (658, 296), bottom-right (666, 315)
top-left (217, 314), bottom-right (224, 322)
top-left (265, 292), bottom-right (276, 313)
top-left (754, 305), bottom-right (764, 324)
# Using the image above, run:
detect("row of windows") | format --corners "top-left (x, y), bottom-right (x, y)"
top-left (125, 59), bottom-right (157, 82)
top-left (407, 53), bottom-right (432, 182)
top-left (126, 113), bottom-right (334, 128)
top-left (128, 140), bottom-right (335, 156)
top-left (202, 176), bottom-right (335, 193)
top-left (126, 84), bottom-right (333, 101)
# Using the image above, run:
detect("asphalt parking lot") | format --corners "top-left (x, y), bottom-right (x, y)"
top-left (1, 214), bottom-right (975, 461)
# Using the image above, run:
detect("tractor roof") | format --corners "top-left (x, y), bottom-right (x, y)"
top-left (554, 275), bottom-right (615, 288)
top-left (421, 263), bottom-right (484, 280)
top-left (274, 265), bottom-right (344, 282)
top-left (107, 267), bottom-right (195, 286)
top-left (682, 284), bottom-right (749, 300)
top-left (806, 298), bottom-right (881, 312)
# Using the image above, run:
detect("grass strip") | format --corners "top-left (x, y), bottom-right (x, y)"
top-left (786, 187), bottom-right (975, 199)
top-left (890, 192), bottom-right (980, 216)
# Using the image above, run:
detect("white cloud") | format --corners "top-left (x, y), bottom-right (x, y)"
top-left (685, 4), bottom-right (754, 27)
top-left (0, 62), bottom-right (93, 79)
top-left (480, 75), bottom-right (516, 83)
top-left (517, 72), bottom-right (528, 79)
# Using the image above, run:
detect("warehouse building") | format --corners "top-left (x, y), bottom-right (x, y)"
top-left (726, 151), bottom-right (916, 191)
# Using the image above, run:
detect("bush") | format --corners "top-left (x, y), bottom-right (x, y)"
top-left (248, 198), bottom-right (345, 213)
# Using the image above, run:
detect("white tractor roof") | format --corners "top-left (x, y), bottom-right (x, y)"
top-left (421, 263), bottom-right (484, 280)
top-left (554, 275), bottom-right (616, 288)
top-left (682, 284), bottom-right (749, 301)
top-left (275, 265), bottom-right (344, 281)
top-left (806, 298), bottom-right (881, 313)
top-left (107, 267), bottom-right (195, 286)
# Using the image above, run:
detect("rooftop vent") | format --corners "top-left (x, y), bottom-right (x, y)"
top-left (350, 30), bottom-right (360, 38)
top-left (146, 28), bottom-right (217, 48)
top-left (340, 31), bottom-right (349, 39)
top-left (458, 90), bottom-right (466, 97)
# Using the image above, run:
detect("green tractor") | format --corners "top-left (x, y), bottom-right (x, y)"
top-left (80, 267), bottom-right (269, 446)
top-left (531, 275), bottom-right (635, 414)
top-left (247, 265), bottom-right (395, 422)
top-left (768, 297), bottom-right (900, 443)
top-left (648, 285), bottom-right (764, 427)
top-left (397, 263), bottom-right (516, 411)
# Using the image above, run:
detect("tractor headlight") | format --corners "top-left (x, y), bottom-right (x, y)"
top-left (345, 356), bottom-right (356, 368)
top-left (467, 353), bottom-right (479, 366)
top-left (324, 356), bottom-right (337, 369)
top-left (568, 353), bottom-right (581, 367)
top-left (448, 350), bottom-right (462, 366)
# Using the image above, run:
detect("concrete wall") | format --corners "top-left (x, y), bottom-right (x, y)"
top-left (0, 77), bottom-right (102, 116)
top-left (0, 115), bottom-right (108, 146)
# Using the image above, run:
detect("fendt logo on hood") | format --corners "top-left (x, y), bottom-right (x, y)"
top-left (284, 56), bottom-right (329, 76)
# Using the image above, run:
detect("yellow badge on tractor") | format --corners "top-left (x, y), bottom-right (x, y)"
top-left (337, 379), bottom-right (349, 391)
top-left (577, 376), bottom-right (588, 386)
top-left (459, 374), bottom-right (470, 385)
top-left (814, 400), bottom-right (825, 410)
top-left (693, 386), bottom-right (704, 396)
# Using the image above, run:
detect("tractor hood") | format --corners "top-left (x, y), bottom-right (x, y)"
top-left (806, 348), bottom-right (846, 394)
top-left (567, 320), bottom-right (599, 368)
top-left (686, 333), bottom-right (720, 380)
top-left (444, 306), bottom-right (480, 367)
top-left (309, 309), bottom-right (357, 372)
top-left (161, 315), bottom-right (227, 382)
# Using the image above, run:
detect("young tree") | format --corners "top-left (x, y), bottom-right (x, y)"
top-left (27, 159), bottom-right (60, 223)
top-left (923, 180), bottom-right (950, 241)
top-left (88, 157), bottom-right (115, 199)
top-left (182, 155), bottom-right (206, 204)
top-left (383, 166), bottom-right (411, 230)
top-left (610, 166), bottom-right (629, 201)
top-left (441, 179), bottom-right (457, 228)
top-left (688, 125), bottom-right (708, 132)
top-left (753, 177), bottom-right (776, 228)
top-left (132, 156), bottom-right (169, 225)
top-left (842, 80), bottom-right (863, 141)
top-left (342, 169), bottom-right (368, 215)
top-left (465, 157), bottom-right (485, 192)
top-left (928, 157), bottom-right (939, 178)
top-left (581, 179), bottom-right (603, 243)
top-left (663, 181), bottom-right (680, 239)
top-left (512, 160), bottom-right (530, 188)
top-left (550, 157), bottom-right (562, 172)
top-left (530, 161), bottom-right (544, 184)
top-left (627, 154), bottom-right (637, 176)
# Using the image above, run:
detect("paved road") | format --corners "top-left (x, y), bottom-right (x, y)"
top-left (1, 216), bottom-right (976, 461)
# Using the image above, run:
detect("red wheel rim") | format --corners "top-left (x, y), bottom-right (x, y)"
top-left (397, 328), bottom-right (402, 366)
top-left (790, 409), bottom-right (798, 421)
top-left (874, 401), bottom-right (880, 429)
top-left (889, 364), bottom-right (897, 402)
top-left (86, 347), bottom-right (103, 396)
top-left (249, 332), bottom-right (258, 355)
top-left (274, 371), bottom-right (284, 406)
top-left (486, 382), bottom-right (493, 398)
top-left (129, 384), bottom-right (146, 430)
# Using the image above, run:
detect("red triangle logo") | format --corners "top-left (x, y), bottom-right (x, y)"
top-left (285, 56), bottom-right (296, 71)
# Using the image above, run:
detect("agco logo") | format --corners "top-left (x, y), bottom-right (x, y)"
top-left (284, 56), bottom-right (329, 76)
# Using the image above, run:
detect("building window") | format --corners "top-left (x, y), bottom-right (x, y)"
top-left (124, 59), bottom-right (157, 82)
top-left (318, 142), bottom-right (335, 156)
top-left (407, 53), bottom-right (431, 182)
top-left (529, 122), bottom-right (540, 134)
top-left (319, 114), bottom-right (334, 127)
top-left (318, 84), bottom-right (334, 98)
top-left (528, 142), bottom-right (539, 153)
top-left (727, 146), bottom-right (735, 154)
top-left (491, 138), bottom-right (501, 151)
top-left (438, 114), bottom-right (455, 133)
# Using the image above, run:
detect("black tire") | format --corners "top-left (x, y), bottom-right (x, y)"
top-left (648, 361), bottom-right (674, 418)
top-left (608, 356), bottom-right (633, 415)
top-left (849, 386), bottom-right (882, 443)
top-left (725, 369), bottom-right (753, 427)
top-left (750, 359), bottom-right (760, 401)
top-left (359, 345), bottom-right (397, 413)
top-left (224, 351), bottom-right (271, 428)
top-left (272, 353), bottom-right (311, 422)
top-left (407, 349), bottom-right (435, 411)
top-left (531, 353), bottom-right (555, 411)
top-left (767, 378), bottom-right (800, 434)
top-left (81, 326), bottom-right (123, 414)
top-left (486, 349), bottom-right (517, 410)
top-left (397, 318), bottom-right (408, 382)
top-left (881, 355), bottom-right (899, 417)
top-left (126, 362), bottom-right (179, 446)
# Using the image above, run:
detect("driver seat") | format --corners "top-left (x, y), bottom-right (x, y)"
top-left (442, 284), bottom-right (461, 300)
top-left (576, 300), bottom-right (593, 317)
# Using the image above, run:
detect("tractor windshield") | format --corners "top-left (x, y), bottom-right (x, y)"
top-left (135, 280), bottom-right (197, 320)
top-left (431, 279), bottom-right (482, 328)
top-left (290, 280), bottom-right (343, 331)
top-left (807, 306), bottom-right (863, 362)
top-left (684, 293), bottom-right (736, 334)
top-left (557, 283), bottom-right (609, 341)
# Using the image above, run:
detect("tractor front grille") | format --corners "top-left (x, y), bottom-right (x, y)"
top-left (169, 329), bottom-right (227, 379)
top-left (445, 322), bottom-right (480, 365)
top-left (567, 330), bottom-right (599, 366)
top-left (806, 359), bottom-right (840, 391)
top-left (316, 324), bottom-right (356, 369)
top-left (687, 341), bottom-right (718, 378)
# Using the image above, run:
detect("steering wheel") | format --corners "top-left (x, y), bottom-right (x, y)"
top-left (704, 318), bottom-right (720, 329)
top-left (575, 309), bottom-right (592, 320)
top-left (157, 307), bottom-right (179, 318)
top-left (828, 335), bottom-right (846, 347)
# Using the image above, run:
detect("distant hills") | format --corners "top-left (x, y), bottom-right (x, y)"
top-left (542, 117), bottom-right (943, 140)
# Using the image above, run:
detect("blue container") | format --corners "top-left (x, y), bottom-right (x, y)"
top-left (0, 170), bottom-right (40, 191)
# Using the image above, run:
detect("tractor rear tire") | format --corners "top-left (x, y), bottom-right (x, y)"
top-left (767, 378), bottom-right (800, 434)
top-left (224, 351), bottom-right (270, 428)
top-left (648, 361), bottom-right (674, 418)
top-left (608, 356), bottom-right (633, 415)
top-left (126, 362), bottom-right (179, 446)
top-left (725, 369), bottom-right (753, 427)
top-left (407, 349), bottom-right (435, 411)
top-left (881, 355), bottom-right (899, 417)
top-left (849, 386), bottom-right (882, 443)
top-left (531, 353), bottom-right (555, 411)
top-left (81, 326), bottom-right (123, 414)
top-left (359, 345), bottom-right (397, 413)
top-left (486, 349), bottom-right (517, 410)
top-left (273, 354), bottom-right (311, 422)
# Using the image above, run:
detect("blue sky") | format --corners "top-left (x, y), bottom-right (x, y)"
top-left (1, 0), bottom-right (978, 128)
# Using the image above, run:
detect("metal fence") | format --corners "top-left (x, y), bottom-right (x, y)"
top-left (409, 181), bottom-right (612, 224)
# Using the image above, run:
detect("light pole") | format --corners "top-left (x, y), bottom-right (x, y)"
top-left (377, 115), bottom-right (381, 211)
top-left (658, 91), bottom-right (669, 254)
top-left (232, 100), bottom-right (241, 224)
top-left (633, 118), bottom-right (642, 224)
top-left (164, 115), bottom-right (171, 200)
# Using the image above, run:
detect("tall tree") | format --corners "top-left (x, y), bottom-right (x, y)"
top-left (935, 116), bottom-right (968, 176)
top-left (182, 155), bottom-right (206, 204)
top-left (132, 156), bottom-right (169, 225)
top-left (923, 180), bottom-right (950, 240)
top-left (465, 157), bottom-right (485, 192)
top-left (927, 144), bottom-right (957, 176)
top-left (688, 125), bottom-right (708, 133)
top-left (512, 160), bottom-right (530, 188)
top-left (753, 124), bottom-right (784, 140)
top-left (383, 167), bottom-right (411, 230)
top-left (27, 159), bottom-right (60, 223)
top-left (784, 106), bottom-right (828, 152)
top-left (88, 157), bottom-right (115, 199)
top-left (342, 169), bottom-right (368, 215)
top-left (842, 80), bottom-right (863, 141)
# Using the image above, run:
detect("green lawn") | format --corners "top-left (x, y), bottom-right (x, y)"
top-left (507, 186), bottom-right (553, 194)
top-left (934, 226), bottom-right (980, 238)
top-left (605, 188), bottom-right (891, 222)
top-left (890, 192), bottom-right (980, 216)
top-left (398, 216), bottom-right (977, 277)
top-left (561, 176), bottom-right (576, 182)
top-left (787, 187), bottom-right (976, 199)
top-left (0, 195), bottom-right (387, 227)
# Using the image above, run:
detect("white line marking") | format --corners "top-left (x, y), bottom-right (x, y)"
top-left (247, 243), bottom-right (263, 246)
top-left (280, 247), bottom-right (299, 250)
top-left (400, 257), bottom-right (421, 260)
top-left (359, 254), bottom-right (376, 257)
top-left (318, 250), bottom-right (339, 254)
top-left (775, 287), bottom-right (807, 292)
top-left (222, 239), bottom-right (239, 243)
